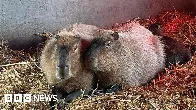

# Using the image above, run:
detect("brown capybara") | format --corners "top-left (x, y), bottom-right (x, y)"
top-left (40, 30), bottom-right (94, 98)
top-left (84, 23), bottom-right (165, 88)
top-left (148, 23), bottom-right (192, 67)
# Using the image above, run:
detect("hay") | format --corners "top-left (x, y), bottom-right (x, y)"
top-left (0, 10), bottom-right (196, 109)
top-left (0, 42), bottom-right (50, 109)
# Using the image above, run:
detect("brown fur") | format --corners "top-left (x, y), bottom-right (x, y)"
top-left (40, 31), bottom-right (93, 93)
top-left (148, 23), bottom-right (192, 67)
top-left (84, 23), bottom-right (165, 88)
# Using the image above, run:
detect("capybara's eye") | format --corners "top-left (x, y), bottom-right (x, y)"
top-left (55, 35), bottom-right (60, 39)
top-left (105, 41), bottom-right (111, 47)
top-left (73, 44), bottom-right (78, 51)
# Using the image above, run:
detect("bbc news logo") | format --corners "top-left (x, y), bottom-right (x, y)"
top-left (4, 94), bottom-right (58, 103)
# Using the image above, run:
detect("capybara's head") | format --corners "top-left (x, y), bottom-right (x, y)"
top-left (55, 32), bottom-right (81, 80)
top-left (84, 30), bottom-right (121, 73)
top-left (148, 23), bottom-right (163, 36)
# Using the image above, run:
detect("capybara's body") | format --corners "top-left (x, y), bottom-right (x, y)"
top-left (84, 23), bottom-right (165, 88)
top-left (68, 23), bottom-right (101, 51)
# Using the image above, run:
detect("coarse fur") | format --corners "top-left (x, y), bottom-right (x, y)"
top-left (148, 23), bottom-right (192, 67)
top-left (69, 23), bottom-right (100, 40)
top-left (67, 23), bottom-right (101, 52)
top-left (40, 30), bottom-right (93, 94)
top-left (84, 23), bottom-right (165, 88)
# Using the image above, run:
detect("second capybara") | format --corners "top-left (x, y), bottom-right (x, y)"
top-left (84, 22), bottom-right (165, 88)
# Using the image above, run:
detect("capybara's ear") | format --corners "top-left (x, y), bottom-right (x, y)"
top-left (111, 32), bottom-right (119, 40)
